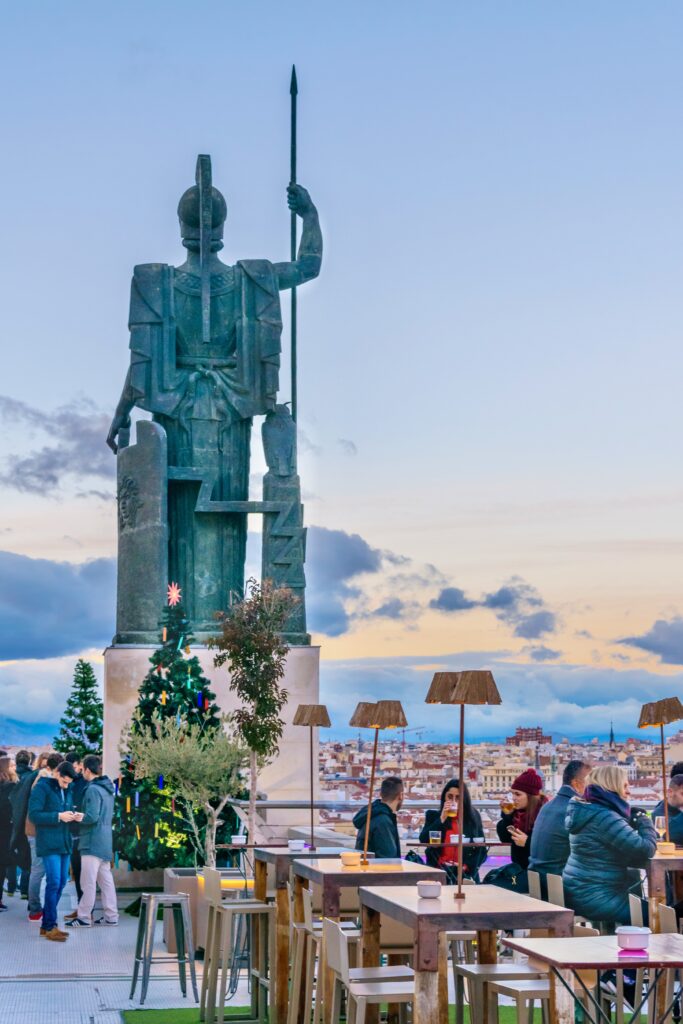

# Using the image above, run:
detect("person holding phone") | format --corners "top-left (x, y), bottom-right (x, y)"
top-left (28, 761), bottom-right (80, 942)
top-left (419, 778), bottom-right (487, 882)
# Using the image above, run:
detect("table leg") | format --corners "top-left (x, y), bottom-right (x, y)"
top-left (293, 877), bottom-right (309, 1024)
top-left (273, 887), bottom-right (290, 1024)
top-left (253, 860), bottom-right (267, 1008)
top-left (649, 862), bottom-right (666, 935)
top-left (414, 968), bottom-right (440, 1024)
top-left (361, 905), bottom-right (381, 1024)
top-left (549, 968), bottom-right (579, 1024)
top-left (387, 953), bottom-right (402, 1024)
top-left (437, 933), bottom-right (448, 1023)
top-left (476, 929), bottom-right (497, 1022)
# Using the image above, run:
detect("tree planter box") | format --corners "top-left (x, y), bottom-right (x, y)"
top-left (163, 866), bottom-right (252, 953)
top-left (112, 865), bottom-right (164, 890)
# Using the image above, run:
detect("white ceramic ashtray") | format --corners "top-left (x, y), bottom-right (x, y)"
top-left (340, 851), bottom-right (361, 867)
top-left (288, 839), bottom-right (306, 852)
top-left (417, 880), bottom-right (442, 900)
top-left (616, 926), bottom-right (651, 950)
top-left (231, 835), bottom-right (247, 846)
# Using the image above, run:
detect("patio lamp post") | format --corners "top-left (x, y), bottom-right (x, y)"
top-left (425, 670), bottom-right (502, 900)
top-left (638, 696), bottom-right (683, 844)
top-left (292, 703), bottom-right (331, 851)
top-left (349, 700), bottom-right (408, 865)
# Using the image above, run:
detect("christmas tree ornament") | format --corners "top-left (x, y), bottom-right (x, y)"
top-left (126, 797), bottom-right (131, 813)
top-left (167, 581), bottom-right (182, 606)
top-left (134, 791), bottom-right (140, 808)
top-left (158, 775), bottom-right (164, 790)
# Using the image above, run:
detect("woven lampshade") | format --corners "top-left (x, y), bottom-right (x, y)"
top-left (292, 704), bottom-right (331, 728)
top-left (349, 702), bottom-right (378, 728)
top-left (371, 700), bottom-right (408, 730)
top-left (638, 697), bottom-right (683, 729)
top-left (425, 670), bottom-right (501, 706)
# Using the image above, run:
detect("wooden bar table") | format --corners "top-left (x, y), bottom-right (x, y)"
top-left (647, 850), bottom-right (683, 931)
top-left (646, 850), bottom-right (683, 1020)
top-left (292, 858), bottom-right (446, 1024)
top-left (504, 932), bottom-right (683, 1024)
top-left (359, 883), bottom-right (574, 1024)
top-left (252, 847), bottom-right (360, 1024)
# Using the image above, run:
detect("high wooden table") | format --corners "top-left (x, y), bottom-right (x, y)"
top-left (646, 850), bottom-right (683, 1019)
top-left (292, 858), bottom-right (446, 1024)
top-left (252, 847), bottom-right (359, 1024)
top-left (647, 850), bottom-right (683, 931)
top-left (359, 883), bottom-right (574, 1024)
top-left (504, 932), bottom-right (683, 1024)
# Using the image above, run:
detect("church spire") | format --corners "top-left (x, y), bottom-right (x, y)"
top-left (609, 720), bottom-right (615, 749)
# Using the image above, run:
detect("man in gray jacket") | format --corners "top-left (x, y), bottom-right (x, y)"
top-left (529, 760), bottom-right (591, 884)
top-left (66, 756), bottom-right (118, 928)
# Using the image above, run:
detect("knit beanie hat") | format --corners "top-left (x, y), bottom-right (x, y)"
top-left (511, 768), bottom-right (543, 796)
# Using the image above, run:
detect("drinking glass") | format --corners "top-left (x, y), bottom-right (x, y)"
top-left (429, 831), bottom-right (441, 845)
top-left (655, 815), bottom-right (667, 839)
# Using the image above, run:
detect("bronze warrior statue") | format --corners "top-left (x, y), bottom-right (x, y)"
top-left (108, 157), bottom-right (322, 643)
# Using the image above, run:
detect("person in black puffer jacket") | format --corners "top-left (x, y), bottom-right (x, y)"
top-left (563, 765), bottom-right (657, 926)
top-left (353, 776), bottom-right (403, 858)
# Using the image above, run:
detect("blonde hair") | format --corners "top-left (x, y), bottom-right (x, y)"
top-left (588, 765), bottom-right (627, 797)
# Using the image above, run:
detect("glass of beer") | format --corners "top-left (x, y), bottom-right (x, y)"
top-left (501, 793), bottom-right (515, 815)
top-left (429, 831), bottom-right (441, 845)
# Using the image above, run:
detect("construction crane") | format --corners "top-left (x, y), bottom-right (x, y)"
top-left (400, 727), bottom-right (427, 761)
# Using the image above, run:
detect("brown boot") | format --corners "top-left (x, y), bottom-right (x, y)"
top-left (42, 927), bottom-right (68, 942)
top-left (64, 910), bottom-right (78, 921)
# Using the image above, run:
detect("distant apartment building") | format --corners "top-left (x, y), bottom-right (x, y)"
top-left (506, 726), bottom-right (552, 746)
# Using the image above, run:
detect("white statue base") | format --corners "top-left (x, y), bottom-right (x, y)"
top-left (103, 644), bottom-right (321, 826)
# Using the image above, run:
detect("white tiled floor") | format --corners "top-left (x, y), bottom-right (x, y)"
top-left (0, 882), bottom-right (251, 1022)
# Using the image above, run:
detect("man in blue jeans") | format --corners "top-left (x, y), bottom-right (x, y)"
top-left (28, 761), bottom-right (80, 942)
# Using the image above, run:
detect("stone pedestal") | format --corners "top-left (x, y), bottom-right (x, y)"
top-left (103, 644), bottom-right (320, 817)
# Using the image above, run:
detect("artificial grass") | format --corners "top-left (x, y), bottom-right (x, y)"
top-left (119, 1010), bottom-right (605, 1023)
top-left (122, 1008), bottom-right (649, 1023)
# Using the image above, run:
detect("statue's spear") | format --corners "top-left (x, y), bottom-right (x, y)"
top-left (290, 65), bottom-right (298, 421)
top-left (196, 155), bottom-right (212, 346)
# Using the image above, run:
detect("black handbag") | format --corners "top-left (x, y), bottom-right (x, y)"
top-left (485, 862), bottom-right (528, 893)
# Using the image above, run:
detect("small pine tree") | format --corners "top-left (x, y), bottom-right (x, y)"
top-left (114, 598), bottom-right (222, 870)
top-left (54, 659), bottom-right (103, 757)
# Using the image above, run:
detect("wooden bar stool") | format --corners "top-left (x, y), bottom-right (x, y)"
top-left (326, 919), bottom-right (415, 1024)
top-left (204, 899), bottom-right (274, 1024)
top-left (130, 892), bottom-right (199, 1005)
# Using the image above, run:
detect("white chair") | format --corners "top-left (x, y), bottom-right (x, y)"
top-left (545, 873), bottom-right (565, 908)
top-left (327, 919), bottom-right (415, 1024)
top-left (527, 870), bottom-right (542, 901)
top-left (453, 962), bottom-right (546, 1024)
top-left (287, 886), bottom-right (362, 1024)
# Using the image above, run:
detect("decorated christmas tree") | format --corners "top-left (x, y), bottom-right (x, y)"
top-left (54, 659), bottom-right (103, 757)
top-left (114, 583), bottom-right (222, 869)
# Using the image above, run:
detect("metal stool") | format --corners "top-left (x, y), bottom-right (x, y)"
top-left (130, 892), bottom-right (199, 1005)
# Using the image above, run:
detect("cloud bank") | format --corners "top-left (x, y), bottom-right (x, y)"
top-left (0, 395), bottom-right (114, 497)
top-left (430, 577), bottom-right (557, 639)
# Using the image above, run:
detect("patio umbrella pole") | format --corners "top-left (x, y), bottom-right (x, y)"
top-left (456, 702), bottom-right (466, 900)
top-left (661, 723), bottom-right (670, 843)
top-left (362, 728), bottom-right (380, 866)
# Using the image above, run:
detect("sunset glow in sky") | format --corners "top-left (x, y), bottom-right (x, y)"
top-left (1, 1), bottom-right (683, 741)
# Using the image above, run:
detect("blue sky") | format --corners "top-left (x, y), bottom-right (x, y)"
top-left (1, 1), bottom-right (683, 742)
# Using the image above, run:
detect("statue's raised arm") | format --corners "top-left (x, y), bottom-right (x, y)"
top-left (274, 184), bottom-right (322, 289)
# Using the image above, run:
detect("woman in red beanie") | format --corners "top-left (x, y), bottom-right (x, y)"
top-left (491, 768), bottom-right (547, 890)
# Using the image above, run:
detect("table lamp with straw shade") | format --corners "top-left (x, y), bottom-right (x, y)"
top-left (292, 703), bottom-right (331, 851)
top-left (425, 671), bottom-right (502, 899)
top-left (638, 696), bottom-right (683, 845)
top-left (349, 700), bottom-right (408, 865)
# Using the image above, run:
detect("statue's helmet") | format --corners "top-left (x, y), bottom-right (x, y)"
top-left (177, 184), bottom-right (227, 244)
